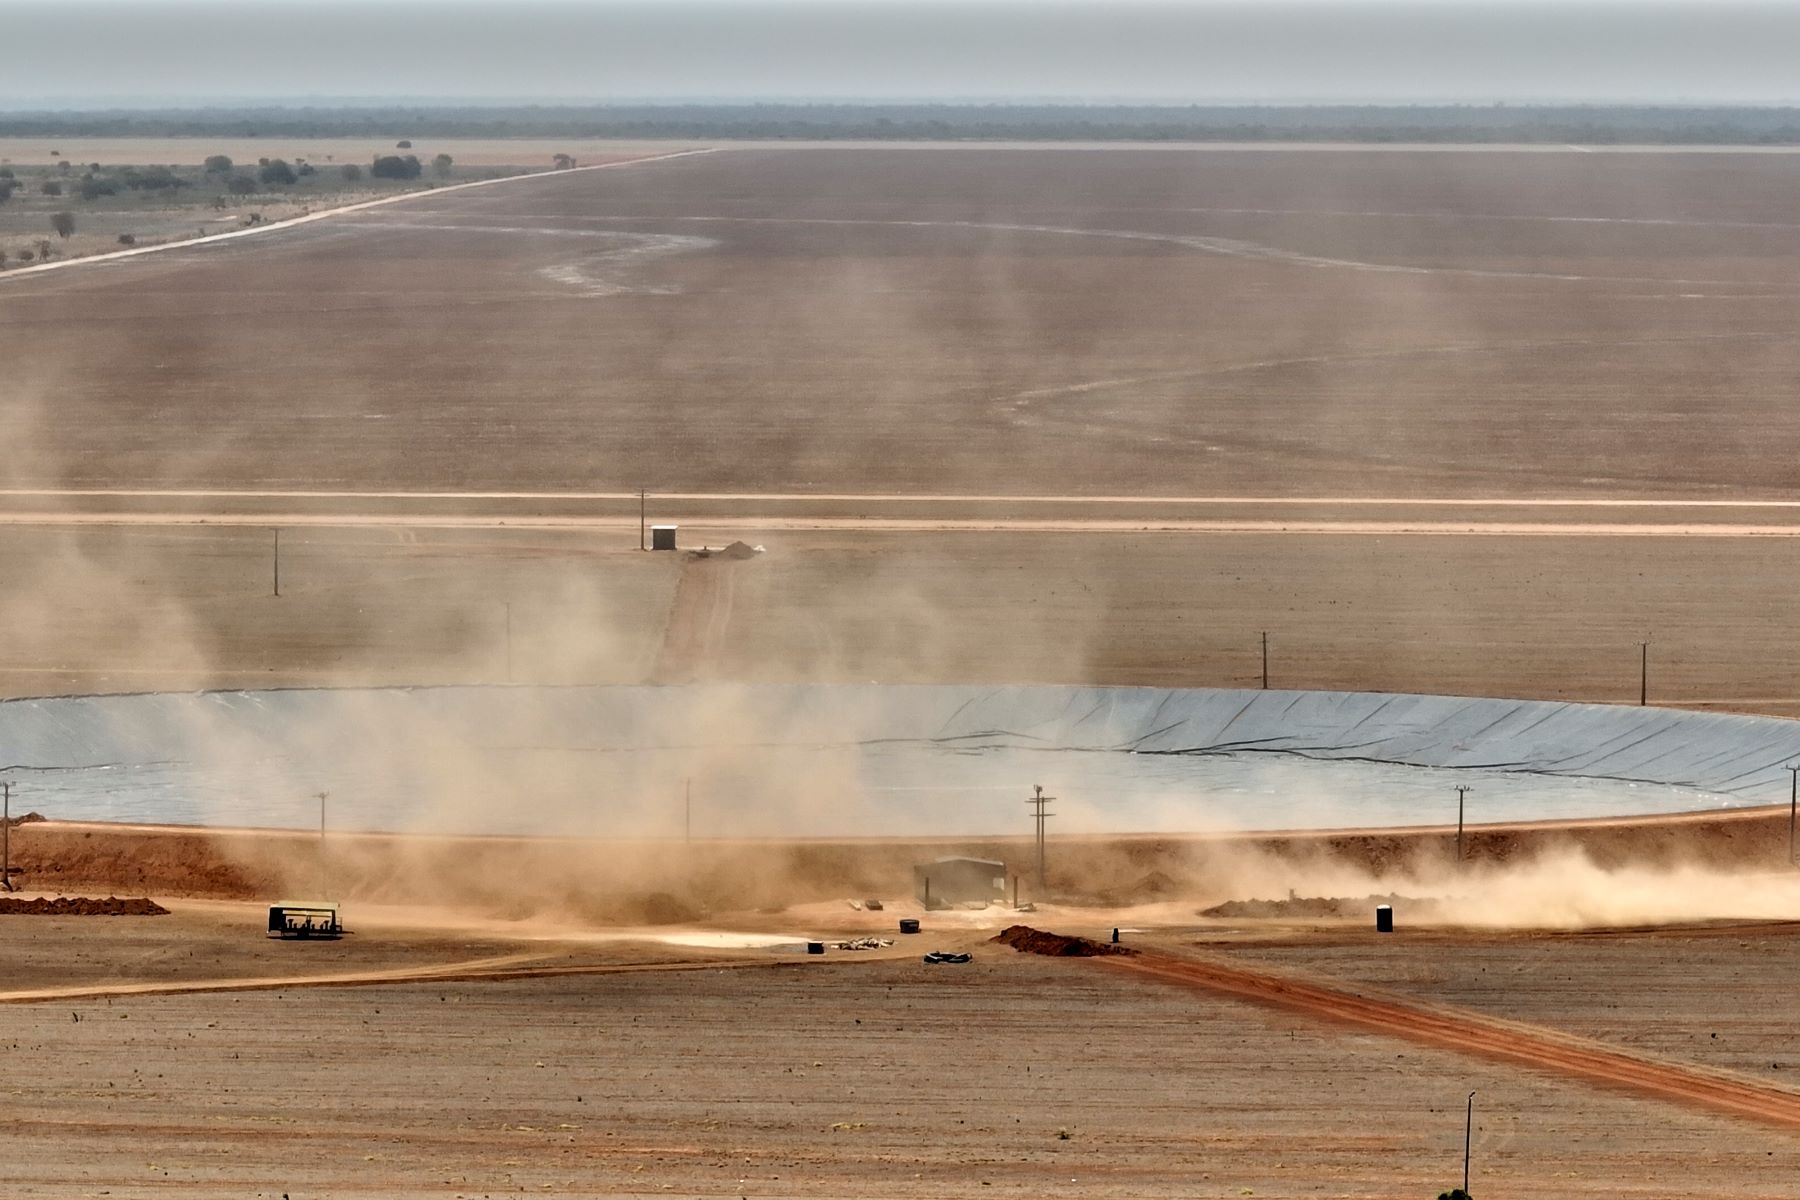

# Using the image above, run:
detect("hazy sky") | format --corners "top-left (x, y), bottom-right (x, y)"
top-left (4, 1), bottom-right (1799, 107)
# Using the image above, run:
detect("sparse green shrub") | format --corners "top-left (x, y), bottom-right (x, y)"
top-left (396, 139), bottom-right (412, 149)
top-left (258, 159), bottom-right (296, 186)
top-left (116, 233), bottom-right (136, 246)
top-left (203, 154), bottom-right (233, 173)
top-left (340, 163), bottom-right (363, 181)
top-left (226, 175), bottom-right (256, 195)
top-left (39, 180), bottom-right (61, 196)
top-left (50, 211), bottom-right (74, 239)
top-left (432, 153), bottom-right (453, 177)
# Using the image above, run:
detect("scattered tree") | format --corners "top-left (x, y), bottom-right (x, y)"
top-left (296, 162), bottom-right (316, 176)
top-left (340, 163), bottom-right (363, 181)
top-left (203, 154), bottom-right (233, 173)
top-left (396, 139), bottom-right (412, 149)
top-left (50, 211), bottom-right (75, 239)
top-left (14, 249), bottom-right (31, 263)
top-left (34, 238), bottom-right (53, 260)
top-left (0, 179), bottom-right (13, 203)
top-left (211, 194), bottom-right (227, 210)
top-left (552, 153), bottom-right (576, 169)
top-left (431, 152), bottom-right (453, 178)
top-left (39, 180), bottom-right (61, 196)
top-left (226, 174), bottom-right (257, 194)
top-left (119, 166), bottom-right (182, 191)
top-left (370, 154), bottom-right (421, 180)
top-left (258, 158), bottom-right (297, 186)
top-left (0, 248), bottom-right (7, 268)
top-left (56, 160), bottom-right (71, 174)
top-left (116, 233), bottom-right (136, 246)
top-left (77, 175), bottom-right (117, 200)
top-left (0, 167), bottom-right (13, 179)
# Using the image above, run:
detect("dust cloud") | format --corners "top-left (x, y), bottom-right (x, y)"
top-left (1, 149), bottom-right (1792, 934)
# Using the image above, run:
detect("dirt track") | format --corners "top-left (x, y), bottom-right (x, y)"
top-left (1117, 948), bottom-right (1800, 1130)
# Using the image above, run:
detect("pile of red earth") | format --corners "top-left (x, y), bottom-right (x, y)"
top-left (991, 924), bottom-right (1134, 957)
top-left (1, 810), bottom-right (46, 827)
top-left (0, 896), bottom-right (169, 916)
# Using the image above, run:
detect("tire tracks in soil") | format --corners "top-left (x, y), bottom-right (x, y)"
top-left (650, 556), bottom-right (739, 683)
top-left (1110, 949), bottom-right (1800, 1131)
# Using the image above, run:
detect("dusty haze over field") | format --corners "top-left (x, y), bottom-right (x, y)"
top-left (4, 1), bottom-right (1800, 106)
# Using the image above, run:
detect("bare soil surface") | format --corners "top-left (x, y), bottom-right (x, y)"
top-left (3, 948), bottom-right (1798, 1198)
top-left (6, 147), bottom-right (1800, 497)
top-left (1205, 923), bottom-right (1800, 1087)
top-left (6, 523), bottom-right (1800, 714)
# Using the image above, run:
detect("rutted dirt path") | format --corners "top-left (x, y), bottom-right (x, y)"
top-left (1113, 949), bottom-right (1800, 1131)
top-left (650, 557), bottom-right (739, 683)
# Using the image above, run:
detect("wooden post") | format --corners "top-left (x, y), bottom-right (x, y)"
top-left (1463, 1091), bottom-right (1476, 1194)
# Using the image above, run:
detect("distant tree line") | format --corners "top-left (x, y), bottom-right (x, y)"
top-left (9, 104), bottom-right (1800, 144)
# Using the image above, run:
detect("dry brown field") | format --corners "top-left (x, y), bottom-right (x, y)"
top-left (8, 145), bottom-right (1800, 496)
top-left (9, 144), bottom-right (1800, 1196)
top-left (6, 894), bottom-right (1800, 1198)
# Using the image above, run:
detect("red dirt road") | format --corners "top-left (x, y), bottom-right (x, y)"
top-left (1116, 948), bottom-right (1800, 1130)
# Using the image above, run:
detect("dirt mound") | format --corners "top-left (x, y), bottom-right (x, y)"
top-left (1200, 892), bottom-right (1430, 920)
top-left (1063, 869), bottom-right (1189, 907)
top-left (2, 811), bottom-right (46, 827)
top-left (991, 924), bottom-right (1134, 957)
top-left (0, 896), bottom-right (169, 916)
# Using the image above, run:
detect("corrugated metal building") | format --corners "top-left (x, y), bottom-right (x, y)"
top-left (913, 856), bottom-right (1007, 909)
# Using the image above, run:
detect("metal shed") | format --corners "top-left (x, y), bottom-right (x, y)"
top-left (650, 525), bottom-right (678, 551)
top-left (913, 856), bottom-right (1007, 909)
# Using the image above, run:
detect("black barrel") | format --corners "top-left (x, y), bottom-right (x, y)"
top-left (1375, 904), bottom-right (1394, 933)
top-left (898, 918), bottom-right (921, 935)
top-left (806, 941), bottom-right (825, 955)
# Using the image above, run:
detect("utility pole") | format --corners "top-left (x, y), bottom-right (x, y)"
top-left (1261, 631), bottom-right (1269, 690)
top-left (1455, 785), bottom-right (1471, 864)
top-left (684, 777), bottom-right (692, 843)
top-left (639, 489), bottom-right (647, 552)
top-left (317, 791), bottom-right (329, 898)
top-left (1639, 639), bottom-right (1649, 707)
top-left (2, 780), bottom-right (11, 894)
top-left (1463, 1091), bottom-right (1476, 1195)
top-left (1027, 785), bottom-right (1055, 894)
top-left (272, 528), bottom-right (281, 597)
